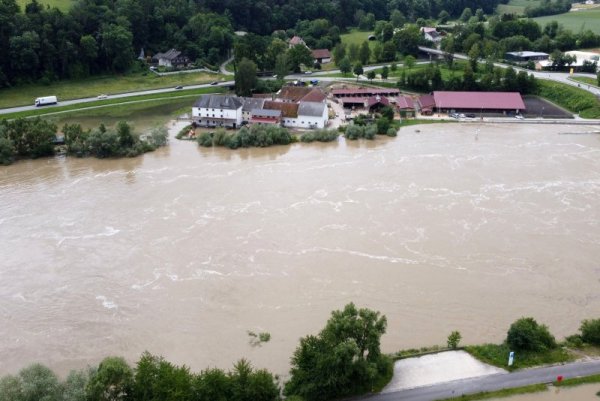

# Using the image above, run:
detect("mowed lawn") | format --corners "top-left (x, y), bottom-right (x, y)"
top-left (16, 0), bottom-right (72, 11)
top-left (0, 71), bottom-right (225, 109)
top-left (496, 0), bottom-right (542, 15)
top-left (534, 8), bottom-right (600, 34)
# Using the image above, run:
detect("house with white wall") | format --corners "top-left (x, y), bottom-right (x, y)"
top-left (192, 95), bottom-right (243, 128)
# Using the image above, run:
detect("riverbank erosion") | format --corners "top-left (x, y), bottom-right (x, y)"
top-left (1, 122), bottom-right (599, 378)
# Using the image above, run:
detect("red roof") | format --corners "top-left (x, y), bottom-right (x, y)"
top-left (300, 88), bottom-right (327, 103)
top-left (312, 49), bottom-right (331, 59)
top-left (367, 95), bottom-right (390, 107)
top-left (289, 36), bottom-right (304, 45)
top-left (433, 91), bottom-right (525, 110)
top-left (340, 97), bottom-right (368, 104)
top-left (332, 88), bottom-right (400, 96)
top-left (396, 96), bottom-right (415, 110)
top-left (418, 94), bottom-right (435, 109)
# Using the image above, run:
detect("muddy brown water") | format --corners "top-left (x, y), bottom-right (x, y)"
top-left (1, 122), bottom-right (600, 378)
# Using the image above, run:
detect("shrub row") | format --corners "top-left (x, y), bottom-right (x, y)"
top-left (197, 125), bottom-right (295, 149)
top-left (300, 129), bottom-right (339, 143)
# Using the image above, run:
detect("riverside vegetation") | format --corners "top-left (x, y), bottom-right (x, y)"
top-left (2, 309), bottom-right (599, 401)
top-left (0, 118), bottom-right (167, 165)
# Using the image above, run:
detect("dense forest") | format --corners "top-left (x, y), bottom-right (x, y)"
top-left (0, 0), bottom-right (508, 88)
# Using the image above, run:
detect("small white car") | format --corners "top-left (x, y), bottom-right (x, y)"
top-left (515, 114), bottom-right (524, 120)
top-left (97, 94), bottom-right (108, 99)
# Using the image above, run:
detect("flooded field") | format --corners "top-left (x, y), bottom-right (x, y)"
top-left (1, 122), bottom-right (599, 378)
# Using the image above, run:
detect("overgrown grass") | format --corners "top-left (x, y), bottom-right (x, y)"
top-left (0, 87), bottom-right (225, 120)
top-left (465, 343), bottom-right (573, 372)
top-left (536, 79), bottom-right (600, 118)
top-left (534, 8), bottom-right (600, 35)
top-left (16, 0), bottom-right (72, 11)
top-left (440, 384), bottom-right (548, 401)
top-left (496, 0), bottom-right (542, 15)
top-left (554, 373), bottom-right (600, 387)
top-left (340, 29), bottom-right (376, 48)
top-left (0, 70), bottom-right (225, 108)
top-left (571, 76), bottom-right (599, 87)
top-left (391, 345), bottom-right (450, 360)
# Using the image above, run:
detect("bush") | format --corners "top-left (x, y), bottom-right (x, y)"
top-left (300, 129), bottom-right (339, 143)
top-left (447, 331), bottom-right (462, 349)
top-left (0, 136), bottom-right (15, 165)
top-left (197, 125), bottom-right (294, 149)
top-left (507, 317), bottom-right (556, 352)
top-left (176, 124), bottom-right (192, 139)
top-left (386, 128), bottom-right (397, 137)
top-left (580, 319), bottom-right (600, 346)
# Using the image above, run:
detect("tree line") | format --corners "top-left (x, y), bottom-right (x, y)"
top-left (0, 119), bottom-right (168, 165)
top-left (1, 306), bottom-right (599, 400)
top-left (0, 303), bottom-right (391, 401)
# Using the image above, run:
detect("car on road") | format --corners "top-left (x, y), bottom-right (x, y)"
top-left (210, 81), bottom-right (219, 85)
top-left (465, 113), bottom-right (476, 118)
top-left (175, 85), bottom-right (183, 90)
top-left (449, 112), bottom-right (460, 119)
top-left (97, 94), bottom-right (108, 99)
top-left (515, 114), bottom-right (524, 119)
top-left (458, 113), bottom-right (466, 118)
top-left (304, 71), bottom-right (312, 75)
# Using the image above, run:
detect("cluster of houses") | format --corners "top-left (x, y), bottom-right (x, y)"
top-left (330, 87), bottom-right (416, 117)
top-left (192, 86), bottom-right (329, 129)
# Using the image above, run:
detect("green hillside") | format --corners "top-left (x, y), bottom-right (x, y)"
top-left (533, 8), bottom-right (600, 34)
top-left (496, 0), bottom-right (542, 15)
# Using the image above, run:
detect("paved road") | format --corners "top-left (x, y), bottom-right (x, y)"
top-left (0, 81), bottom-right (234, 115)
top-left (354, 359), bottom-right (600, 401)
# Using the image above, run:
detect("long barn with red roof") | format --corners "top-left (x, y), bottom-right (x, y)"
top-left (432, 91), bottom-right (525, 114)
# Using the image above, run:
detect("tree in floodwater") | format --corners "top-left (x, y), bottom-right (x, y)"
top-left (284, 303), bottom-right (391, 401)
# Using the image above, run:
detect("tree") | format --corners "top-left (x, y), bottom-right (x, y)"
top-left (353, 63), bottom-right (363, 81)
top-left (367, 70), bottom-right (376, 82)
top-left (403, 55), bottom-right (416, 70)
top-left (86, 356), bottom-right (134, 401)
top-left (468, 43), bottom-right (480, 72)
top-left (274, 53), bottom-right (289, 80)
top-left (381, 65), bottom-right (389, 80)
top-left (597, 71), bottom-right (600, 87)
top-left (372, 42), bottom-right (383, 63)
top-left (382, 41), bottom-right (396, 62)
top-left (333, 43), bottom-right (346, 66)
top-left (63, 369), bottom-right (90, 401)
top-left (580, 319), bottom-right (600, 346)
top-left (235, 58), bottom-right (257, 97)
top-left (18, 364), bottom-right (60, 401)
top-left (438, 10), bottom-right (450, 24)
top-left (447, 331), bottom-right (462, 349)
top-left (339, 57), bottom-right (352, 75)
top-left (229, 359), bottom-right (279, 401)
top-left (287, 44), bottom-right (313, 72)
top-left (506, 317), bottom-right (556, 352)
top-left (460, 7), bottom-right (473, 22)
top-left (284, 303), bottom-right (389, 401)
top-left (359, 41), bottom-right (370, 65)
top-left (0, 375), bottom-right (22, 401)
top-left (348, 43), bottom-right (359, 62)
top-left (100, 24), bottom-right (133, 73)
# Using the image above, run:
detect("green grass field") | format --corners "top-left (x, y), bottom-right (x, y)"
top-left (496, 0), bottom-right (542, 15)
top-left (534, 8), bottom-right (600, 34)
top-left (340, 29), bottom-right (378, 63)
top-left (0, 87), bottom-right (225, 120)
top-left (51, 98), bottom-right (195, 131)
top-left (0, 70), bottom-right (225, 109)
top-left (16, 0), bottom-right (72, 11)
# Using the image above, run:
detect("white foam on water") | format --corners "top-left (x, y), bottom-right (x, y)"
top-left (95, 295), bottom-right (118, 309)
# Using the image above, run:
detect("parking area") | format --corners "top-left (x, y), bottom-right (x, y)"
top-left (523, 96), bottom-right (573, 119)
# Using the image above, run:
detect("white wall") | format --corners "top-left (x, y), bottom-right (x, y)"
top-left (192, 106), bottom-right (242, 126)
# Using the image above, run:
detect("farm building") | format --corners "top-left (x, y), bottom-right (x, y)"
top-left (432, 91), bottom-right (526, 114)
top-left (505, 51), bottom-right (549, 62)
top-left (417, 94), bottom-right (436, 115)
top-left (396, 96), bottom-right (415, 117)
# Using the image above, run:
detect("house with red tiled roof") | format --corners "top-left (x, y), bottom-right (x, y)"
top-left (417, 94), bottom-right (435, 115)
top-left (312, 49), bottom-right (332, 64)
top-left (396, 96), bottom-right (415, 117)
top-left (289, 36), bottom-right (306, 48)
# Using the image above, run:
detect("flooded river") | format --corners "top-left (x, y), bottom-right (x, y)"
top-left (1, 122), bottom-right (599, 377)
